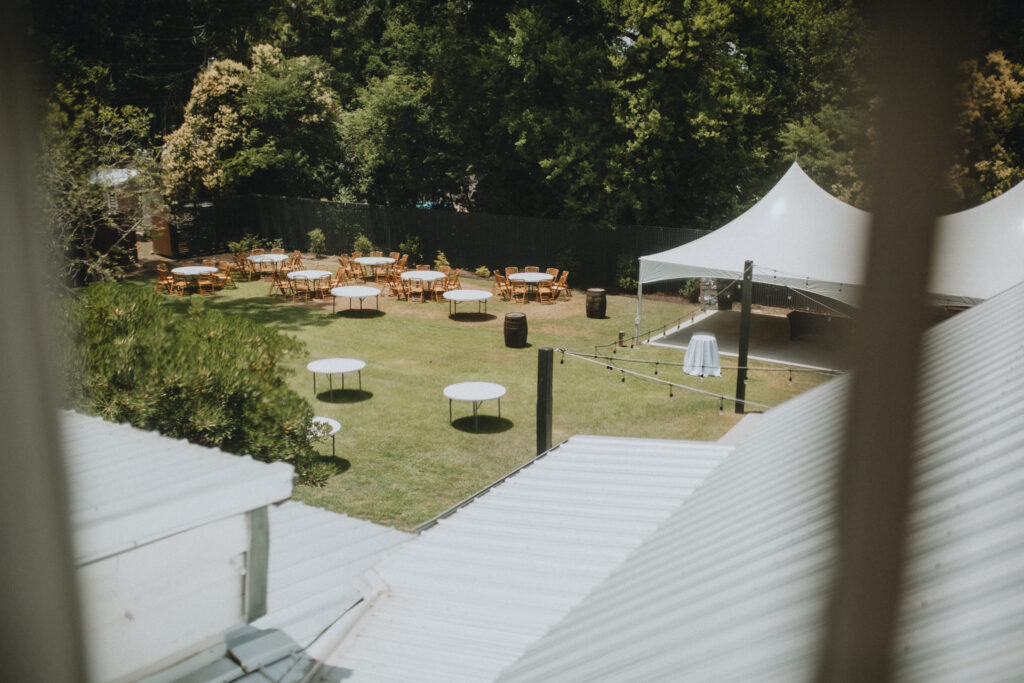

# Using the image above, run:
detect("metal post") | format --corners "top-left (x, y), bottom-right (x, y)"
top-left (735, 260), bottom-right (754, 414)
top-left (634, 280), bottom-right (644, 341)
top-left (537, 347), bottom-right (554, 455)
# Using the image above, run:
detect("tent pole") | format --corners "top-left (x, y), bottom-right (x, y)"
top-left (735, 260), bottom-right (754, 414)
top-left (635, 279), bottom-right (644, 342)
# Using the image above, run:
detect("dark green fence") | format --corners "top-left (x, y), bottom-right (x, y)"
top-left (170, 195), bottom-right (709, 288)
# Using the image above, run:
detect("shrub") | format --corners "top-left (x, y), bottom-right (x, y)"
top-left (293, 457), bottom-right (336, 487)
top-left (308, 228), bottom-right (327, 257)
top-left (475, 265), bottom-right (491, 278)
top-left (433, 250), bottom-right (450, 270)
top-left (352, 232), bottom-right (376, 254)
top-left (398, 234), bottom-right (423, 263)
top-left (227, 233), bottom-right (279, 253)
top-left (679, 278), bottom-right (701, 302)
top-left (616, 253), bottom-right (639, 292)
top-left (64, 281), bottom-right (317, 465)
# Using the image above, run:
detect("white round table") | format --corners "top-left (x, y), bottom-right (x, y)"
top-left (401, 270), bottom-right (446, 283)
top-left (248, 253), bottom-right (290, 283)
top-left (331, 285), bottom-right (381, 312)
top-left (444, 381), bottom-right (506, 431)
top-left (443, 289), bottom-right (492, 315)
top-left (310, 416), bottom-right (341, 456)
top-left (288, 269), bottom-right (332, 281)
top-left (507, 272), bottom-right (553, 284)
top-left (289, 269), bottom-right (333, 298)
top-left (307, 357), bottom-right (366, 395)
top-left (401, 270), bottom-right (447, 301)
top-left (508, 272), bottom-right (553, 300)
top-left (247, 253), bottom-right (288, 265)
top-left (683, 332), bottom-right (722, 377)
top-left (353, 256), bottom-right (395, 279)
top-left (171, 265), bottom-right (218, 276)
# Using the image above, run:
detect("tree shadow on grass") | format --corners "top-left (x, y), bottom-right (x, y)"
top-left (449, 312), bottom-right (496, 323)
top-left (449, 415), bottom-right (514, 434)
top-left (309, 454), bottom-right (351, 474)
top-left (334, 308), bottom-right (385, 319)
top-left (315, 389), bottom-right (373, 404)
top-left (208, 296), bottom-right (336, 332)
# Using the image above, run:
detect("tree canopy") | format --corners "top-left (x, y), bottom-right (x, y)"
top-left (31, 0), bottom-right (1024, 228)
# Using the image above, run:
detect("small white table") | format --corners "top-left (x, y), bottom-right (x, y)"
top-left (171, 265), bottom-right (218, 276)
top-left (508, 272), bottom-right (553, 300)
top-left (401, 270), bottom-right (447, 301)
top-left (443, 289), bottom-right (492, 315)
top-left (683, 332), bottom-right (722, 377)
top-left (310, 416), bottom-right (341, 456)
top-left (331, 285), bottom-right (381, 312)
top-left (248, 253), bottom-right (290, 284)
top-left (353, 256), bottom-right (395, 279)
top-left (289, 269), bottom-right (333, 298)
top-left (444, 381), bottom-right (505, 432)
top-left (307, 357), bottom-right (366, 394)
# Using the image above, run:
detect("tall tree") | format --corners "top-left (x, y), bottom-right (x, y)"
top-left (162, 45), bottom-right (345, 201)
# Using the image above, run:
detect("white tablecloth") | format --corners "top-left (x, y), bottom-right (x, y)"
top-left (683, 332), bottom-right (722, 377)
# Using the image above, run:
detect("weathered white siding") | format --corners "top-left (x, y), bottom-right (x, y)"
top-left (62, 413), bottom-right (294, 682)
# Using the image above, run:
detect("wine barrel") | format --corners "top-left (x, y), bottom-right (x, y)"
top-left (585, 288), bottom-right (607, 318)
top-left (504, 312), bottom-right (528, 347)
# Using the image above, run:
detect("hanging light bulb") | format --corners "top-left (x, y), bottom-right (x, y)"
top-left (654, 362), bottom-right (659, 376)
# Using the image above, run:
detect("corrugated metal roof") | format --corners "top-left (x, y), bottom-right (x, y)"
top-left (323, 435), bottom-right (733, 681)
top-left (254, 501), bottom-right (412, 650)
top-left (499, 281), bottom-right (1024, 681)
top-left (62, 412), bottom-right (294, 565)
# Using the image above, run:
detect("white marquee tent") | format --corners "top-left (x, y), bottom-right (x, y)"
top-left (636, 162), bottom-right (1024, 336)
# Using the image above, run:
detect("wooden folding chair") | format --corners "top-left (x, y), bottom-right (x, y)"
top-left (524, 266), bottom-right (539, 273)
top-left (552, 270), bottom-right (571, 299)
top-left (271, 271), bottom-right (294, 299)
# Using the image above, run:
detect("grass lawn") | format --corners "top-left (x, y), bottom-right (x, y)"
top-left (127, 262), bottom-right (831, 530)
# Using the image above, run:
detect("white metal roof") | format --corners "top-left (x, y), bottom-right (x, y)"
top-left (254, 501), bottom-right (412, 649)
top-left (62, 412), bottom-right (294, 565)
top-left (323, 436), bottom-right (733, 681)
top-left (500, 280), bottom-right (1024, 681)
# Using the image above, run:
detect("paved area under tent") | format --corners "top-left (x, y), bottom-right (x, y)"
top-left (648, 309), bottom-right (853, 372)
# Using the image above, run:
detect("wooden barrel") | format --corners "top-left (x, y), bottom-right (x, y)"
top-left (504, 312), bottom-right (528, 347)
top-left (586, 288), bottom-right (607, 318)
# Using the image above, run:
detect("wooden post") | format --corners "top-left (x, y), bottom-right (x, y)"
top-left (537, 347), bottom-right (554, 455)
top-left (735, 260), bottom-right (754, 414)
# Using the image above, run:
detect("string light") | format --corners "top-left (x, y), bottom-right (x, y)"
top-left (719, 397), bottom-right (724, 415)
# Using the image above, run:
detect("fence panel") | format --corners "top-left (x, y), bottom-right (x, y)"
top-left (169, 195), bottom-right (710, 286)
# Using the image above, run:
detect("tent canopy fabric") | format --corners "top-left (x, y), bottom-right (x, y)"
top-left (638, 162), bottom-right (1024, 308)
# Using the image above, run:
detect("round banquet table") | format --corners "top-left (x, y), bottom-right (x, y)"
top-left (309, 416), bottom-right (341, 456)
top-left (400, 270), bottom-right (447, 301)
top-left (444, 381), bottom-right (505, 432)
top-left (247, 253), bottom-right (288, 265)
top-left (442, 289), bottom-right (492, 315)
top-left (507, 272), bottom-right (553, 300)
top-left (682, 332), bottom-right (722, 377)
top-left (353, 256), bottom-right (395, 279)
top-left (507, 272), bottom-right (553, 284)
top-left (331, 285), bottom-right (381, 312)
top-left (171, 265), bottom-right (218, 276)
top-left (307, 357), bottom-right (365, 394)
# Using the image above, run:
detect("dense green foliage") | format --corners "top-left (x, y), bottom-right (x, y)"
top-left (64, 281), bottom-right (317, 469)
top-left (31, 1), bottom-right (1024, 234)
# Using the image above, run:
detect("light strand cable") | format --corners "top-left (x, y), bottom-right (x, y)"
top-left (558, 348), bottom-right (772, 410)
top-left (567, 350), bottom-right (840, 376)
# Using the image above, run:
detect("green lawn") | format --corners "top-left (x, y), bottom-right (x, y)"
top-left (129, 267), bottom-right (829, 530)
